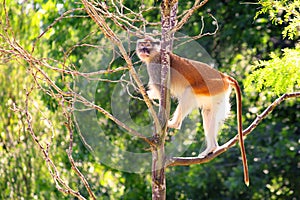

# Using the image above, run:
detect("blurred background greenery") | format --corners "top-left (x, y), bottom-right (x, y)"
top-left (0, 0), bottom-right (299, 199)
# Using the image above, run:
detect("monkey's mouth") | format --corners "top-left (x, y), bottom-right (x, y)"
top-left (138, 49), bottom-right (150, 58)
top-left (138, 52), bottom-right (150, 59)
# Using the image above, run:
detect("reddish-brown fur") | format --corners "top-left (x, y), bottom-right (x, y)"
top-left (169, 53), bottom-right (230, 96)
top-left (136, 37), bottom-right (249, 185)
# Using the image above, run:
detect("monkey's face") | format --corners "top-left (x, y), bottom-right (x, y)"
top-left (136, 38), bottom-right (160, 62)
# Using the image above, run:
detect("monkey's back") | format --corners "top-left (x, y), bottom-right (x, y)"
top-left (170, 53), bottom-right (230, 96)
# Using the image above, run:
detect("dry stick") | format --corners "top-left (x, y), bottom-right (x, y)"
top-left (2, 1), bottom-right (71, 99)
top-left (24, 89), bottom-right (87, 200)
top-left (174, 0), bottom-right (209, 32)
top-left (2, 0), bottom-right (15, 42)
top-left (63, 31), bottom-right (98, 61)
top-left (41, 62), bottom-right (129, 78)
top-left (26, 70), bottom-right (95, 199)
top-left (5, 37), bottom-right (71, 98)
top-left (31, 8), bottom-right (85, 53)
top-left (81, 0), bottom-right (161, 138)
top-left (5, 28), bottom-right (153, 145)
top-left (168, 92), bottom-right (300, 167)
top-left (63, 106), bottom-right (97, 200)
top-left (28, 96), bottom-right (56, 156)
top-left (24, 73), bottom-right (91, 199)
top-left (74, 93), bottom-right (155, 146)
top-left (6, 0), bottom-right (155, 147)
top-left (102, 0), bottom-right (160, 33)
top-left (174, 14), bottom-right (219, 50)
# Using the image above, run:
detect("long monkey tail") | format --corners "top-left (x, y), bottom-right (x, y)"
top-left (227, 76), bottom-right (249, 186)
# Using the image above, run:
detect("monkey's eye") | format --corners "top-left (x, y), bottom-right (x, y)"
top-left (146, 43), bottom-right (152, 47)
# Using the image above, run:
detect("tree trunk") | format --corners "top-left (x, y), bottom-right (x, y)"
top-left (151, 1), bottom-right (178, 200)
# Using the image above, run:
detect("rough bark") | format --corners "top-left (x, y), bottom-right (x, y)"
top-left (151, 1), bottom-right (178, 200)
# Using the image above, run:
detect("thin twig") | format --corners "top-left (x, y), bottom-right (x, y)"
top-left (24, 88), bottom-right (87, 200)
top-left (63, 101), bottom-right (97, 200)
top-left (173, 13), bottom-right (219, 50)
top-left (31, 8), bottom-right (86, 53)
top-left (174, 0), bottom-right (209, 32)
top-left (73, 93), bottom-right (155, 146)
top-left (81, 0), bottom-right (161, 136)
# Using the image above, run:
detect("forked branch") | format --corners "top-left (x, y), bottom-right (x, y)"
top-left (81, 0), bottom-right (161, 135)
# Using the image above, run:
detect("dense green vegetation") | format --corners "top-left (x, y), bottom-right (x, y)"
top-left (0, 0), bottom-right (299, 199)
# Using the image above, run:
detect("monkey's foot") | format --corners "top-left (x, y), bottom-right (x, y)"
top-left (198, 146), bottom-right (219, 158)
top-left (167, 120), bottom-right (181, 129)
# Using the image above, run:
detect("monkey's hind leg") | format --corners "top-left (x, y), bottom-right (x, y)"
top-left (168, 87), bottom-right (197, 129)
top-left (199, 93), bottom-right (231, 157)
top-left (199, 108), bottom-right (219, 157)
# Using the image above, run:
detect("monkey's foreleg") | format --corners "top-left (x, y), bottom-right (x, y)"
top-left (168, 87), bottom-right (196, 129)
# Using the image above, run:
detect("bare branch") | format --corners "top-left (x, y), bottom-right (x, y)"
top-left (151, 1), bottom-right (178, 199)
top-left (81, 0), bottom-right (161, 135)
top-left (73, 93), bottom-right (155, 146)
top-left (174, 13), bottom-right (219, 50)
top-left (174, 0), bottom-right (209, 32)
top-left (31, 8), bottom-right (86, 53)
top-left (168, 92), bottom-right (300, 167)
top-left (24, 88), bottom-right (87, 200)
top-left (2, 25), bottom-right (153, 146)
top-left (63, 101), bottom-right (97, 200)
top-left (243, 92), bottom-right (300, 135)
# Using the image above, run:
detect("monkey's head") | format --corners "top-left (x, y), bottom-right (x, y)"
top-left (136, 37), bottom-right (160, 63)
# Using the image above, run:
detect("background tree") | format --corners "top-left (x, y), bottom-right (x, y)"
top-left (0, 0), bottom-right (299, 199)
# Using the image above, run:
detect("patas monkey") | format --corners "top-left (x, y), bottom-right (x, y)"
top-left (136, 36), bottom-right (249, 185)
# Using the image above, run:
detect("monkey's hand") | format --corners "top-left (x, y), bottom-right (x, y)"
top-left (147, 89), bottom-right (160, 100)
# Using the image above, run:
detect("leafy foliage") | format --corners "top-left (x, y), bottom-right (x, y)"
top-left (245, 0), bottom-right (300, 96)
top-left (245, 47), bottom-right (300, 95)
top-left (256, 0), bottom-right (300, 39)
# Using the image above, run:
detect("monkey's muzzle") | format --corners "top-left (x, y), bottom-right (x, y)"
top-left (139, 48), bottom-right (150, 55)
top-left (137, 48), bottom-right (151, 60)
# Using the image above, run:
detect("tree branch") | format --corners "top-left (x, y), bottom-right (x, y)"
top-left (24, 88), bottom-right (87, 200)
top-left (152, 1), bottom-right (178, 199)
top-left (73, 93), bottom-right (156, 146)
top-left (2, 14), bottom-right (155, 147)
top-left (174, 0), bottom-right (209, 32)
top-left (63, 102), bottom-right (97, 200)
top-left (168, 92), bottom-right (300, 167)
top-left (81, 0), bottom-right (161, 135)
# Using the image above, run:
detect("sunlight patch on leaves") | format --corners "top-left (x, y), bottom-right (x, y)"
top-left (245, 46), bottom-right (300, 96)
top-left (255, 0), bottom-right (300, 39)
